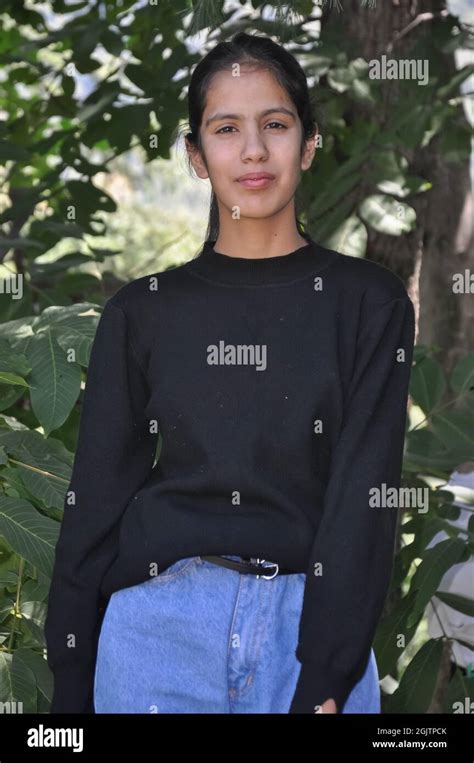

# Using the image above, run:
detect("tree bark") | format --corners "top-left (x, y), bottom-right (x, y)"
top-left (321, 0), bottom-right (473, 376)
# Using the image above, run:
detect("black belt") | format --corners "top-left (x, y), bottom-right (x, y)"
top-left (200, 555), bottom-right (296, 579)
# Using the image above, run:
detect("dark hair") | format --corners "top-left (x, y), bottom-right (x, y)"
top-left (178, 32), bottom-right (319, 244)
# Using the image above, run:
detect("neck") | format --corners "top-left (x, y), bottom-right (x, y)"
top-left (212, 232), bottom-right (311, 261)
top-left (185, 235), bottom-right (338, 287)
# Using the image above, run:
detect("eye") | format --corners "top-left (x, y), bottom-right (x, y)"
top-left (215, 122), bottom-right (287, 135)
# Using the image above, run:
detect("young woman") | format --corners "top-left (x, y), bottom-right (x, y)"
top-left (45, 32), bottom-right (415, 714)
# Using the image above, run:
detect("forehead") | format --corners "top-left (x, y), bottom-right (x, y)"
top-left (203, 66), bottom-right (291, 112)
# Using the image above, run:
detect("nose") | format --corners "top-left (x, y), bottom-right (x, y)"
top-left (241, 127), bottom-right (269, 163)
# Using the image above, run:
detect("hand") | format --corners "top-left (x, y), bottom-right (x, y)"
top-left (321, 697), bottom-right (337, 713)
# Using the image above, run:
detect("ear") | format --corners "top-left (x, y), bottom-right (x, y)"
top-left (300, 129), bottom-right (318, 172)
top-left (185, 135), bottom-right (210, 181)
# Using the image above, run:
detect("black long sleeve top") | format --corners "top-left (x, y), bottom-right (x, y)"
top-left (44, 236), bottom-right (415, 714)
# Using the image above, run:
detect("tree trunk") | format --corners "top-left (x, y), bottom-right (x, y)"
top-left (321, 0), bottom-right (473, 376)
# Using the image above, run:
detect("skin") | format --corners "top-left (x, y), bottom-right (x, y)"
top-left (186, 65), bottom-right (337, 713)
top-left (186, 64), bottom-right (317, 260)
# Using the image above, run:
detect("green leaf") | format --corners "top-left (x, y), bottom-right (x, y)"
top-left (27, 220), bottom-right (84, 241)
top-left (404, 429), bottom-right (465, 474)
top-left (0, 372), bottom-right (28, 387)
top-left (300, 53), bottom-right (333, 78)
top-left (0, 650), bottom-right (37, 712)
top-left (14, 648), bottom-right (53, 709)
top-left (469, 514), bottom-right (474, 534)
top-left (431, 410), bottom-right (474, 456)
top-left (410, 355), bottom-right (446, 412)
top-left (376, 175), bottom-right (431, 198)
top-left (23, 331), bottom-right (82, 436)
top-left (327, 66), bottom-right (354, 93)
top-left (0, 141), bottom-right (30, 161)
top-left (423, 102), bottom-right (455, 145)
top-left (439, 124), bottom-right (472, 163)
top-left (76, 86), bottom-right (118, 123)
top-left (381, 104), bottom-right (431, 151)
top-left (0, 386), bottom-right (24, 413)
top-left (317, 195), bottom-right (356, 246)
top-left (450, 353), bottom-right (474, 398)
top-left (311, 171), bottom-right (361, 219)
top-left (103, 104), bottom-right (151, 151)
top-left (0, 316), bottom-right (35, 344)
top-left (374, 588), bottom-right (420, 679)
top-left (0, 496), bottom-right (60, 579)
top-left (445, 666), bottom-right (474, 713)
top-left (29, 252), bottom-right (94, 277)
top-left (65, 180), bottom-right (117, 217)
top-left (384, 639), bottom-right (444, 713)
top-left (324, 215), bottom-right (367, 258)
top-left (434, 591), bottom-right (474, 618)
top-left (407, 538), bottom-right (466, 627)
top-left (0, 339), bottom-right (31, 377)
top-left (437, 63), bottom-right (474, 100)
top-left (19, 600), bottom-right (48, 646)
top-left (0, 237), bottom-right (44, 252)
top-left (436, 501), bottom-right (462, 522)
top-left (0, 428), bottom-right (73, 511)
top-left (359, 195), bottom-right (416, 235)
top-left (101, 28), bottom-right (123, 56)
top-left (33, 303), bottom-right (101, 368)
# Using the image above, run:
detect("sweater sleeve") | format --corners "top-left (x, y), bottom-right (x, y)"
top-left (44, 298), bottom-right (158, 713)
top-left (289, 293), bottom-right (415, 714)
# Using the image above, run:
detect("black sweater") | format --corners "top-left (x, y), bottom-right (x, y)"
top-left (44, 236), bottom-right (415, 714)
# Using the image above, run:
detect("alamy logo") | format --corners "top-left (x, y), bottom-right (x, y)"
top-left (27, 724), bottom-right (83, 752)
top-left (369, 54), bottom-right (429, 86)
top-left (369, 483), bottom-right (430, 513)
top-left (0, 700), bottom-right (23, 713)
top-left (207, 341), bottom-right (267, 371)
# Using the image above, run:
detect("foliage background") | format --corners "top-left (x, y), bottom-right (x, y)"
top-left (0, 0), bottom-right (472, 714)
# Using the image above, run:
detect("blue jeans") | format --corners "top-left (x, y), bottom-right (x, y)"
top-left (94, 555), bottom-right (381, 713)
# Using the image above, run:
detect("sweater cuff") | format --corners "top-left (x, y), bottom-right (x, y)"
top-left (288, 659), bottom-right (354, 714)
top-left (49, 662), bottom-right (95, 714)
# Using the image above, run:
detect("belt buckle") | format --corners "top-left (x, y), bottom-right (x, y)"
top-left (250, 557), bottom-right (279, 580)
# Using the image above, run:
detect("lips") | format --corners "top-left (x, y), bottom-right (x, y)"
top-left (237, 173), bottom-right (275, 181)
top-left (237, 173), bottom-right (275, 189)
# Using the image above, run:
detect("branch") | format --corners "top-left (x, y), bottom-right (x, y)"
top-left (387, 10), bottom-right (450, 54)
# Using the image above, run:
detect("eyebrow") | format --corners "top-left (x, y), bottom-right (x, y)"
top-left (205, 107), bottom-right (296, 127)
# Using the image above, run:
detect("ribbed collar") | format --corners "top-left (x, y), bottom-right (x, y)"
top-left (185, 235), bottom-right (336, 286)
